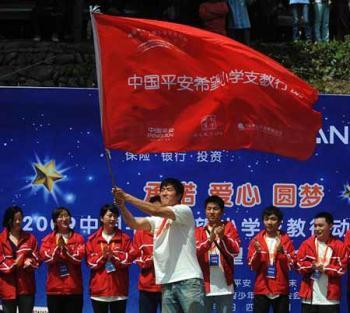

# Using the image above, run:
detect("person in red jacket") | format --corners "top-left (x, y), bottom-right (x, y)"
top-left (297, 212), bottom-right (347, 313)
top-left (86, 204), bottom-right (132, 313)
top-left (40, 207), bottom-right (85, 313)
top-left (199, 0), bottom-right (229, 35)
top-left (343, 229), bottom-right (350, 313)
top-left (0, 205), bottom-right (39, 313)
top-left (131, 195), bottom-right (162, 313)
top-left (195, 195), bottom-right (240, 313)
top-left (247, 205), bottom-right (295, 313)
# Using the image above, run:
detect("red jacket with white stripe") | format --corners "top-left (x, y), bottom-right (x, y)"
top-left (40, 230), bottom-right (85, 295)
top-left (195, 221), bottom-right (240, 294)
top-left (0, 229), bottom-right (39, 300)
top-left (86, 227), bottom-right (131, 297)
top-left (247, 230), bottom-right (295, 296)
top-left (296, 235), bottom-right (347, 301)
top-left (130, 230), bottom-right (161, 292)
top-left (343, 230), bottom-right (350, 288)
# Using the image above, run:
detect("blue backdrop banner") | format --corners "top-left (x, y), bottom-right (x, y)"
top-left (0, 87), bottom-right (349, 313)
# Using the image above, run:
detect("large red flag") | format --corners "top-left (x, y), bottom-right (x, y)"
top-left (92, 12), bottom-right (321, 160)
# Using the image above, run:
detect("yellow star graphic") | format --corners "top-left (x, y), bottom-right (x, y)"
top-left (32, 160), bottom-right (63, 192)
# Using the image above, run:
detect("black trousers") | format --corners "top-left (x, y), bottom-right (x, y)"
top-left (139, 291), bottom-right (162, 313)
top-left (301, 303), bottom-right (339, 313)
top-left (253, 294), bottom-right (289, 313)
top-left (2, 295), bottom-right (34, 313)
top-left (91, 299), bottom-right (127, 313)
top-left (47, 294), bottom-right (83, 313)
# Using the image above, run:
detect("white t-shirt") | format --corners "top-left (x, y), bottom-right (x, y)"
top-left (265, 236), bottom-right (280, 299)
top-left (302, 239), bottom-right (339, 305)
top-left (206, 241), bottom-right (234, 296)
top-left (146, 204), bottom-right (203, 284)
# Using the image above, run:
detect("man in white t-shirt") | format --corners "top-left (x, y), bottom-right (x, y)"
top-left (297, 212), bottom-right (347, 313)
top-left (113, 178), bottom-right (205, 313)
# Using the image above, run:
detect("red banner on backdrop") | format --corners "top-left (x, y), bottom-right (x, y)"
top-left (92, 12), bottom-right (321, 160)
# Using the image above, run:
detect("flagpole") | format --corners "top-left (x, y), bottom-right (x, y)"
top-left (104, 149), bottom-right (117, 188)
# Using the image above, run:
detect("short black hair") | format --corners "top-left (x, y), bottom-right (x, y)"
top-left (205, 195), bottom-right (224, 210)
top-left (52, 207), bottom-right (72, 231)
top-left (262, 205), bottom-right (283, 222)
top-left (149, 195), bottom-right (161, 203)
top-left (99, 204), bottom-right (119, 225)
top-left (2, 205), bottom-right (23, 230)
top-left (314, 212), bottom-right (334, 225)
top-left (160, 178), bottom-right (184, 201)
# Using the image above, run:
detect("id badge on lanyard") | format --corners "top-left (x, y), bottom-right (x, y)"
top-left (58, 262), bottom-right (70, 277)
top-left (266, 264), bottom-right (276, 279)
top-left (209, 254), bottom-right (219, 266)
top-left (105, 260), bottom-right (116, 273)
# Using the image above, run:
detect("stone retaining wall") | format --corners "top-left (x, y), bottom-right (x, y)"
top-left (0, 40), bottom-right (96, 87)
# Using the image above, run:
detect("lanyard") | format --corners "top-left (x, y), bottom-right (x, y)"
top-left (315, 238), bottom-right (330, 264)
top-left (264, 235), bottom-right (279, 265)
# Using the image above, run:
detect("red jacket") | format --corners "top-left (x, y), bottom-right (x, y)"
top-left (343, 230), bottom-right (350, 288)
top-left (40, 230), bottom-right (85, 295)
top-left (297, 235), bottom-right (347, 301)
top-left (130, 230), bottom-right (161, 292)
top-left (86, 227), bottom-right (131, 297)
top-left (247, 230), bottom-right (295, 296)
top-left (0, 229), bottom-right (39, 300)
top-left (195, 221), bottom-right (240, 294)
top-left (199, 1), bottom-right (229, 35)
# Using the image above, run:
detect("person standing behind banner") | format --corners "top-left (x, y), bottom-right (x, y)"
top-left (199, 0), bottom-right (229, 36)
top-left (195, 195), bottom-right (240, 313)
top-left (297, 212), bottom-right (347, 313)
top-left (0, 206), bottom-right (39, 313)
top-left (40, 207), bottom-right (85, 313)
top-left (86, 204), bottom-right (132, 313)
top-left (131, 195), bottom-right (162, 313)
top-left (247, 206), bottom-right (295, 313)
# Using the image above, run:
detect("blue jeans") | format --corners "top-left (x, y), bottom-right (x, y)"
top-left (162, 278), bottom-right (205, 313)
top-left (291, 4), bottom-right (312, 40)
top-left (204, 294), bottom-right (233, 313)
top-left (314, 2), bottom-right (330, 42)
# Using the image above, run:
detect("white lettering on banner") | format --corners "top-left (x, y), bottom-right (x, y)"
top-left (242, 279), bottom-right (251, 288)
top-left (22, 216), bottom-right (76, 232)
top-left (161, 152), bottom-right (186, 162)
top-left (210, 151), bottom-right (222, 163)
top-left (332, 219), bottom-right (350, 237)
top-left (286, 218), bottom-right (306, 238)
top-left (80, 215), bottom-right (99, 235)
top-left (197, 151), bottom-right (209, 162)
top-left (241, 218), bottom-right (260, 237)
top-left (127, 70), bottom-right (293, 95)
top-left (246, 303), bottom-right (254, 312)
top-left (317, 126), bottom-right (349, 144)
top-left (147, 127), bottom-right (174, 141)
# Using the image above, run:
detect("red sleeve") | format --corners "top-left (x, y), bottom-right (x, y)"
top-left (296, 241), bottom-right (315, 276)
top-left (0, 241), bottom-right (16, 274)
top-left (40, 234), bottom-right (60, 265)
top-left (131, 231), bottom-right (154, 270)
top-left (86, 237), bottom-right (107, 270)
top-left (219, 222), bottom-right (241, 259)
top-left (275, 236), bottom-right (296, 271)
top-left (21, 234), bottom-right (40, 270)
top-left (324, 241), bottom-right (347, 278)
top-left (111, 233), bottom-right (132, 269)
top-left (195, 227), bottom-right (211, 257)
top-left (60, 234), bottom-right (85, 265)
top-left (247, 237), bottom-right (264, 271)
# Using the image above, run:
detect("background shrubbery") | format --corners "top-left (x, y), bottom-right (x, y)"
top-left (256, 37), bottom-right (350, 94)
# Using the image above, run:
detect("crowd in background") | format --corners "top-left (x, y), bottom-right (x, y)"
top-left (1, 0), bottom-right (350, 44)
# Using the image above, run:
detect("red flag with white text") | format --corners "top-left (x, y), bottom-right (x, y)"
top-left (92, 12), bottom-right (321, 160)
